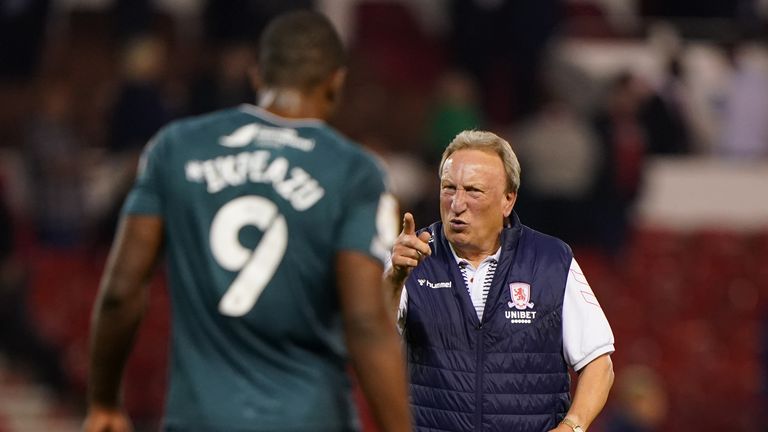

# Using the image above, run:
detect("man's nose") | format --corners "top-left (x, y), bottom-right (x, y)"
top-left (451, 189), bottom-right (467, 213)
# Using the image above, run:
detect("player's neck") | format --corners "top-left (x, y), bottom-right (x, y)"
top-left (258, 88), bottom-right (329, 120)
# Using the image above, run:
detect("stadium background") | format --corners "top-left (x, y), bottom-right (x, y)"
top-left (1, 0), bottom-right (767, 431)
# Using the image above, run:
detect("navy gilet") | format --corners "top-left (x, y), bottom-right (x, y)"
top-left (404, 213), bottom-right (573, 432)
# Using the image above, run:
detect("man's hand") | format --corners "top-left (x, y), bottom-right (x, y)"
top-left (387, 212), bottom-right (432, 287)
top-left (82, 405), bottom-right (132, 432)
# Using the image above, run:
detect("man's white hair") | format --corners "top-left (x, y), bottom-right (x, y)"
top-left (438, 130), bottom-right (521, 193)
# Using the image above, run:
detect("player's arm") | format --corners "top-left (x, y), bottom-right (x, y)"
top-left (84, 215), bottom-right (164, 432)
top-left (337, 251), bottom-right (412, 432)
top-left (553, 354), bottom-right (614, 431)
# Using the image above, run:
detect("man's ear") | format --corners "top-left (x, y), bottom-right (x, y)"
top-left (502, 192), bottom-right (517, 218)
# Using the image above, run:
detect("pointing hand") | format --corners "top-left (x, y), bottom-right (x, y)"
top-left (389, 212), bottom-right (432, 286)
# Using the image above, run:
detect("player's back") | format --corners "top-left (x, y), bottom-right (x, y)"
top-left (127, 104), bottom-right (388, 431)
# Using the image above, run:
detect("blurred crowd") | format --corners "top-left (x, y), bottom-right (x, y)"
top-left (1, 0), bottom-right (768, 430)
top-left (1, 0), bottom-right (767, 253)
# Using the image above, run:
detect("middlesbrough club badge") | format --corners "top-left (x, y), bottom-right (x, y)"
top-left (508, 282), bottom-right (534, 310)
top-left (506, 282), bottom-right (536, 324)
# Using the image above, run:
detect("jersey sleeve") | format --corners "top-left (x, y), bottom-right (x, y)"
top-left (562, 258), bottom-right (615, 371)
top-left (336, 154), bottom-right (398, 265)
top-left (122, 127), bottom-right (170, 216)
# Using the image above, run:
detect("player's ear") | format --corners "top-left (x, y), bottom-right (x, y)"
top-left (325, 68), bottom-right (347, 103)
top-left (248, 65), bottom-right (262, 92)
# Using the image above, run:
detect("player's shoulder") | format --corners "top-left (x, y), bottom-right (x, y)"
top-left (336, 138), bottom-right (387, 187)
top-left (304, 124), bottom-right (387, 193)
top-left (328, 132), bottom-right (383, 173)
top-left (162, 106), bottom-right (251, 140)
top-left (236, 104), bottom-right (377, 160)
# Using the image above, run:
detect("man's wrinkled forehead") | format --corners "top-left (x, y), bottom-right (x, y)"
top-left (441, 150), bottom-right (503, 179)
top-left (440, 157), bottom-right (454, 177)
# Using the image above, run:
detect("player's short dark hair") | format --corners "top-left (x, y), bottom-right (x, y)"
top-left (259, 10), bottom-right (345, 91)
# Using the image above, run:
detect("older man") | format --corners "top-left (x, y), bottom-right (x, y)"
top-left (386, 130), bottom-right (615, 432)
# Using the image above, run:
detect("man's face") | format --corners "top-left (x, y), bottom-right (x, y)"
top-left (440, 149), bottom-right (516, 256)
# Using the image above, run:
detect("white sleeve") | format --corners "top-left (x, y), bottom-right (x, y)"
top-left (562, 258), bottom-right (615, 371)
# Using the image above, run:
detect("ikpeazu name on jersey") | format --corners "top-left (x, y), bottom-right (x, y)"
top-left (185, 150), bottom-right (325, 211)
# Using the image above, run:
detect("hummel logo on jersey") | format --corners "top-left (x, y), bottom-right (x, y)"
top-left (417, 279), bottom-right (451, 289)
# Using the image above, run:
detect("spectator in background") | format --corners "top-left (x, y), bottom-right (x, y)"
top-left (641, 0), bottom-right (739, 21)
top-left (362, 134), bottom-right (439, 227)
top-left (425, 70), bottom-right (483, 164)
top-left (111, 0), bottom-right (153, 41)
top-left (0, 178), bottom-right (70, 401)
top-left (601, 365), bottom-right (668, 432)
top-left (97, 35), bottom-right (173, 245)
top-left (0, 0), bottom-right (49, 80)
top-left (449, 0), bottom-right (562, 123)
top-left (513, 95), bottom-right (601, 247)
top-left (203, 0), bottom-right (311, 43)
top-left (108, 35), bottom-right (172, 155)
top-left (186, 42), bottom-right (255, 115)
top-left (640, 57), bottom-right (691, 155)
top-left (719, 41), bottom-right (768, 159)
top-left (512, 50), bottom-right (601, 246)
top-left (23, 80), bottom-right (86, 247)
top-left (539, 46), bottom-right (600, 118)
top-left (592, 72), bottom-right (650, 254)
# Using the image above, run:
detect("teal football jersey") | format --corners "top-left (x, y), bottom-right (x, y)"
top-left (123, 105), bottom-right (398, 431)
